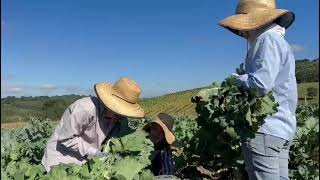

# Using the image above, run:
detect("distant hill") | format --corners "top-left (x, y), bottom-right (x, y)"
top-left (1, 95), bottom-right (86, 123)
top-left (1, 88), bottom-right (202, 123)
top-left (140, 88), bottom-right (202, 117)
top-left (140, 82), bottom-right (319, 116)
top-left (1, 82), bottom-right (318, 124)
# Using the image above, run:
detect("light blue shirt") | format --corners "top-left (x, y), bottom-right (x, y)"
top-left (237, 24), bottom-right (298, 141)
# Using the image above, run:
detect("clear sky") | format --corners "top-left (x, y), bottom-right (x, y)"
top-left (1, 0), bottom-right (319, 98)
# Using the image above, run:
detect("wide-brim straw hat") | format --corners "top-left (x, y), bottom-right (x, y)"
top-left (94, 77), bottom-right (145, 118)
top-left (219, 0), bottom-right (295, 36)
top-left (146, 113), bottom-right (175, 145)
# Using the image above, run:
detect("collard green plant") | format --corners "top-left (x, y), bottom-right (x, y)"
top-left (1, 118), bottom-right (53, 180)
top-left (99, 130), bottom-right (155, 179)
top-left (1, 118), bottom-right (155, 180)
top-left (289, 104), bottom-right (319, 180)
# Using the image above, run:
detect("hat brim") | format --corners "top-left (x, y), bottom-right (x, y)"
top-left (154, 119), bottom-right (175, 145)
top-left (219, 9), bottom-right (290, 32)
top-left (94, 83), bottom-right (145, 118)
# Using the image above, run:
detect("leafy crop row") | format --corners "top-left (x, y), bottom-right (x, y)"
top-left (1, 118), bottom-right (156, 180)
top-left (1, 105), bottom-right (318, 179)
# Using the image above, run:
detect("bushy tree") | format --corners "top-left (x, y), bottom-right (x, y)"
top-left (307, 87), bottom-right (318, 99)
top-left (42, 99), bottom-right (68, 120)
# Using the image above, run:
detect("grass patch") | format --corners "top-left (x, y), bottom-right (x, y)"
top-left (298, 82), bottom-right (319, 105)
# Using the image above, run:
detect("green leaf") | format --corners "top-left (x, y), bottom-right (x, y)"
top-left (139, 170), bottom-right (155, 180)
top-left (112, 157), bottom-right (145, 180)
top-left (225, 127), bottom-right (239, 140)
top-left (14, 171), bottom-right (24, 180)
top-left (196, 88), bottom-right (219, 102)
top-left (245, 108), bottom-right (252, 126)
top-left (106, 130), bottom-right (153, 154)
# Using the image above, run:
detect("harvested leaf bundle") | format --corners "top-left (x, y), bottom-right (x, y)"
top-left (193, 76), bottom-right (278, 141)
top-left (174, 64), bottom-right (278, 179)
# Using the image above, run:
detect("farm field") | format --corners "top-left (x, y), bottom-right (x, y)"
top-left (2, 0), bottom-right (319, 178)
top-left (1, 78), bottom-right (318, 179)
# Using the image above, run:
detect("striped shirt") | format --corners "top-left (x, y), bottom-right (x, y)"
top-left (151, 147), bottom-right (174, 175)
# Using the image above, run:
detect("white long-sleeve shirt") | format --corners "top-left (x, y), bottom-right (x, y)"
top-left (237, 24), bottom-right (298, 140)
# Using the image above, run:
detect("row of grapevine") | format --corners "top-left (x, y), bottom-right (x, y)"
top-left (140, 88), bottom-right (200, 117)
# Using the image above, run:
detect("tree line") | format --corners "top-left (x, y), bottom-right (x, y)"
top-left (295, 58), bottom-right (319, 83)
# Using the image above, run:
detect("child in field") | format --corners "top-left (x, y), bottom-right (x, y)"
top-left (143, 113), bottom-right (175, 176)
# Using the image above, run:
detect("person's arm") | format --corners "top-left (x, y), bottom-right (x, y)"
top-left (56, 103), bottom-right (97, 156)
top-left (237, 35), bottom-right (282, 96)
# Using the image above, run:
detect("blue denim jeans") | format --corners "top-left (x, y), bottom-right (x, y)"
top-left (241, 133), bottom-right (291, 180)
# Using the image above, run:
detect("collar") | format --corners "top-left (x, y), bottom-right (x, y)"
top-left (248, 23), bottom-right (286, 46)
top-left (98, 99), bottom-right (106, 117)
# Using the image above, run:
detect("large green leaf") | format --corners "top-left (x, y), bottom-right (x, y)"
top-left (106, 130), bottom-right (152, 153)
top-left (112, 157), bottom-right (145, 180)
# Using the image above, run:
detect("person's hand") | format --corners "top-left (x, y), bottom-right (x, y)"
top-left (231, 73), bottom-right (240, 78)
top-left (236, 74), bottom-right (248, 82)
top-left (95, 150), bottom-right (106, 158)
top-left (230, 73), bottom-right (249, 92)
top-left (235, 74), bottom-right (249, 93)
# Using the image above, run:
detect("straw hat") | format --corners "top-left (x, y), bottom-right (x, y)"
top-left (94, 77), bottom-right (145, 118)
top-left (147, 113), bottom-right (175, 145)
top-left (219, 0), bottom-right (295, 36)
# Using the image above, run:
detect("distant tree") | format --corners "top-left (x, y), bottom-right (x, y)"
top-left (42, 99), bottom-right (68, 120)
top-left (1, 96), bottom-right (17, 104)
top-left (295, 58), bottom-right (319, 83)
top-left (314, 60), bottom-right (319, 82)
top-left (307, 87), bottom-right (318, 99)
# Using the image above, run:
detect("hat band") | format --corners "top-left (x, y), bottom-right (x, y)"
top-left (236, 2), bottom-right (273, 14)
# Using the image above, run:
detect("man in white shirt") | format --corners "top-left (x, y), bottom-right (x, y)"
top-left (42, 77), bottom-right (145, 172)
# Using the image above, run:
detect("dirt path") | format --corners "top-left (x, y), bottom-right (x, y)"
top-left (1, 121), bottom-right (59, 129)
top-left (1, 122), bottom-right (26, 129)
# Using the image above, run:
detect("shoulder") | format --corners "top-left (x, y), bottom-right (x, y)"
top-left (257, 31), bottom-right (290, 50)
top-left (72, 96), bottom-right (100, 115)
top-left (257, 31), bottom-right (279, 45)
top-left (255, 31), bottom-right (293, 56)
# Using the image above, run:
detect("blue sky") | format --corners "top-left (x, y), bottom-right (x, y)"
top-left (1, 0), bottom-right (319, 98)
